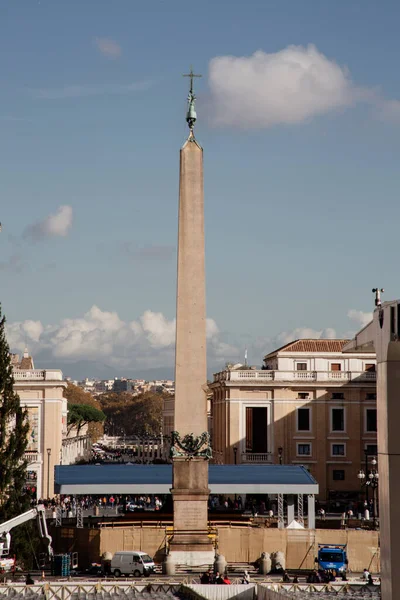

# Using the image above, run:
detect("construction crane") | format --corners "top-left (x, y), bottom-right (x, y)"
top-left (0, 505), bottom-right (53, 569)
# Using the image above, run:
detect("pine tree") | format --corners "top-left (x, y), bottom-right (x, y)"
top-left (0, 305), bottom-right (34, 567)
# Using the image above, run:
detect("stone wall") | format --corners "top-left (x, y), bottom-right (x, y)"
top-left (51, 525), bottom-right (380, 573)
top-left (217, 527), bottom-right (380, 572)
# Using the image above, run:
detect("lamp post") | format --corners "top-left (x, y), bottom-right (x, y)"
top-left (278, 446), bottom-right (283, 465)
top-left (358, 454), bottom-right (379, 528)
top-left (46, 448), bottom-right (51, 499)
top-left (233, 446), bottom-right (237, 465)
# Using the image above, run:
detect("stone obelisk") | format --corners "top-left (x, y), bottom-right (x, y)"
top-left (169, 69), bottom-right (214, 566)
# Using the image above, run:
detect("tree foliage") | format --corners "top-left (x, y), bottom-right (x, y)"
top-left (64, 383), bottom-right (105, 440)
top-left (67, 403), bottom-right (106, 435)
top-left (99, 391), bottom-right (165, 437)
top-left (0, 305), bottom-right (34, 567)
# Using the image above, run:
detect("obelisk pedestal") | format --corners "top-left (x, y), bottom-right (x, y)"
top-left (169, 73), bottom-right (214, 566)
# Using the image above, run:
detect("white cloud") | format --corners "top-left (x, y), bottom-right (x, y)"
top-left (141, 311), bottom-right (176, 348)
top-left (240, 326), bottom-right (339, 366)
top-left (6, 305), bottom-right (236, 371)
top-left (94, 37), bottom-right (122, 59)
top-left (208, 44), bottom-right (368, 128)
top-left (347, 309), bottom-right (373, 328)
top-left (23, 205), bottom-right (73, 241)
top-left (275, 326), bottom-right (337, 346)
top-left (6, 306), bottom-right (373, 375)
top-left (21, 320), bottom-right (44, 342)
top-left (32, 81), bottom-right (153, 100)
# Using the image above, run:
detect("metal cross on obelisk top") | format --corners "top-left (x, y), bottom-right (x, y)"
top-left (183, 66), bottom-right (202, 94)
top-left (183, 67), bottom-right (202, 132)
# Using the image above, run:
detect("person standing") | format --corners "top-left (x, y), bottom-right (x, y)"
top-left (214, 572), bottom-right (224, 584)
top-left (241, 570), bottom-right (250, 584)
top-left (200, 571), bottom-right (210, 584)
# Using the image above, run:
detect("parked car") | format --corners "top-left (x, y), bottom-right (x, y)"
top-left (111, 551), bottom-right (155, 577)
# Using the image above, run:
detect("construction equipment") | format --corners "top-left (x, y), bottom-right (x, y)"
top-left (0, 504), bottom-right (53, 562)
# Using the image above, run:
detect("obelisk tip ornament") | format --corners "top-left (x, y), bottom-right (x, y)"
top-left (183, 66), bottom-right (202, 135)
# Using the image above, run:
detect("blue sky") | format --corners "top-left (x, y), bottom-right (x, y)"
top-left (1, 0), bottom-right (400, 377)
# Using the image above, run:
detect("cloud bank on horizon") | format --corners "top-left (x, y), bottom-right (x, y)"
top-left (5, 305), bottom-right (373, 376)
top-left (6, 305), bottom-right (237, 373)
top-left (208, 44), bottom-right (394, 128)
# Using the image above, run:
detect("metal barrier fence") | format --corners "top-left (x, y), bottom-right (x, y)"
top-left (0, 581), bottom-right (380, 600)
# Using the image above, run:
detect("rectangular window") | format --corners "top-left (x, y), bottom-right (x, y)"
top-left (365, 364), bottom-right (376, 372)
top-left (297, 443), bottom-right (311, 456)
top-left (332, 392), bottom-right (344, 400)
top-left (298, 392), bottom-right (310, 400)
top-left (366, 409), bottom-right (377, 432)
top-left (297, 408), bottom-right (311, 431)
top-left (296, 363), bottom-right (307, 371)
top-left (331, 363), bottom-right (341, 371)
top-left (245, 407), bottom-right (253, 452)
top-left (333, 469), bottom-right (345, 481)
top-left (331, 408), bottom-right (345, 432)
top-left (332, 443), bottom-right (345, 456)
top-left (366, 393), bottom-right (376, 400)
top-left (366, 444), bottom-right (378, 456)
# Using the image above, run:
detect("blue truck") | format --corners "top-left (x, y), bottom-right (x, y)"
top-left (316, 544), bottom-right (348, 573)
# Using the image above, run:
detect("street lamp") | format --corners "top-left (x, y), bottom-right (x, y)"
top-left (46, 448), bottom-right (51, 499)
top-left (233, 446), bottom-right (237, 465)
top-left (278, 446), bottom-right (283, 465)
top-left (357, 453), bottom-right (379, 527)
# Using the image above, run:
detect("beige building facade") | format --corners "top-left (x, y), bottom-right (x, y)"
top-left (210, 339), bottom-right (377, 503)
top-left (11, 350), bottom-right (89, 499)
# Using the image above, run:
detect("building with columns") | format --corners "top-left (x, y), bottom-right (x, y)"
top-left (210, 339), bottom-right (377, 504)
top-left (12, 350), bottom-right (91, 499)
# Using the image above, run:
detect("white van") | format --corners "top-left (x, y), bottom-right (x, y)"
top-left (110, 551), bottom-right (155, 577)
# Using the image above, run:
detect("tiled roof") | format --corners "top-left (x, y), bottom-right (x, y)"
top-left (19, 356), bottom-right (34, 369)
top-left (264, 339), bottom-right (350, 359)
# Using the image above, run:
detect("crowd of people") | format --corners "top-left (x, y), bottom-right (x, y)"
top-left (33, 492), bottom-right (277, 516)
top-left (208, 495), bottom-right (276, 516)
top-left (34, 494), bottom-right (166, 514)
top-left (89, 442), bottom-right (167, 465)
top-left (200, 570), bottom-right (251, 585)
top-left (305, 568), bottom-right (375, 585)
top-left (305, 569), bottom-right (348, 584)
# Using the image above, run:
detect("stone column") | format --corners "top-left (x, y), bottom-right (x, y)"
top-left (307, 494), bottom-right (315, 529)
top-left (377, 343), bottom-right (400, 600)
top-left (343, 300), bottom-right (400, 599)
top-left (287, 495), bottom-right (295, 525)
top-left (169, 132), bottom-right (213, 566)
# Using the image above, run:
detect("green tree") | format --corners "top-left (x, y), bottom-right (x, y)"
top-left (100, 391), bottom-right (164, 437)
top-left (0, 305), bottom-right (35, 568)
top-left (64, 383), bottom-right (105, 440)
top-left (67, 403), bottom-right (106, 436)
